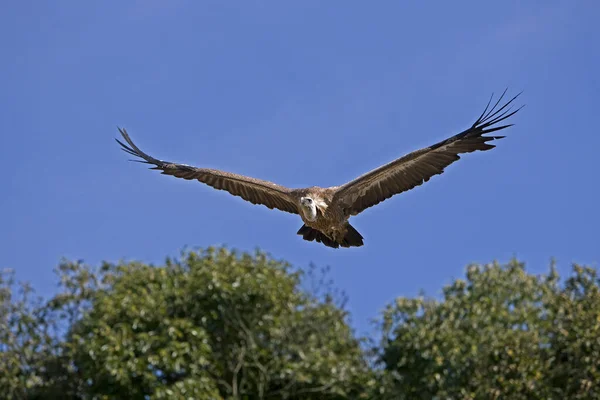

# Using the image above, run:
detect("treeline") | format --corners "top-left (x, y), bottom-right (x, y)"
top-left (1, 247), bottom-right (599, 399)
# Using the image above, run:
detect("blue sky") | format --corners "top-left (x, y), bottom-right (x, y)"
top-left (2, 1), bottom-right (599, 336)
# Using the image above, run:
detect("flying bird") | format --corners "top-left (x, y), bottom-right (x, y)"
top-left (116, 90), bottom-right (522, 249)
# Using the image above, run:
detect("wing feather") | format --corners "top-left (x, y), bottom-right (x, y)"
top-left (116, 129), bottom-right (299, 214)
top-left (333, 89), bottom-right (524, 215)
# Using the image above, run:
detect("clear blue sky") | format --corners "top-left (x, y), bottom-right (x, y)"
top-left (2, 1), bottom-right (599, 336)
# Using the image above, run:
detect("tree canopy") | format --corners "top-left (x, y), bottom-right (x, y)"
top-left (1, 248), bottom-right (371, 399)
top-left (378, 260), bottom-right (600, 399)
top-left (1, 249), bottom-right (599, 399)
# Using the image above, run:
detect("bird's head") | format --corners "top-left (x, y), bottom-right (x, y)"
top-left (300, 197), bottom-right (313, 207)
top-left (300, 196), bottom-right (317, 221)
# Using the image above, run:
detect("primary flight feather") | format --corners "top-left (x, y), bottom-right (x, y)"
top-left (116, 89), bottom-right (523, 249)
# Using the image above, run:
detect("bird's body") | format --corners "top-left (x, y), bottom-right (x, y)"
top-left (294, 187), bottom-right (362, 248)
top-left (117, 90), bottom-right (523, 248)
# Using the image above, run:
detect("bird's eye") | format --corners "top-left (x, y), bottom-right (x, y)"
top-left (307, 198), bottom-right (312, 203)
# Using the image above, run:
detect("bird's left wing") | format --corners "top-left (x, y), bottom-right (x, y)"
top-left (116, 128), bottom-right (299, 214)
top-left (333, 90), bottom-right (523, 216)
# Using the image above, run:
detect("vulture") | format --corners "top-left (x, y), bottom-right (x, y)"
top-left (117, 89), bottom-right (522, 249)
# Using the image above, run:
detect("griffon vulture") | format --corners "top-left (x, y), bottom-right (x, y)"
top-left (116, 90), bottom-right (522, 248)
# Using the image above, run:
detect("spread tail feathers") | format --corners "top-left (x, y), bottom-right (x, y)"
top-left (297, 223), bottom-right (364, 249)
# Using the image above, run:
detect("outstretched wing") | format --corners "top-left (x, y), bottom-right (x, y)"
top-left (116, 129), bottom-right (299, 214)
top-left (333, 89), bottom-right (523, 216)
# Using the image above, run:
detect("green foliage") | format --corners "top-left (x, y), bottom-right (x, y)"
top-left (378, 260), bottom-right (600, 400)
top-left (3, 250), bottom-right (600, 399)
top-left (1, 248), bottom-right (371, 399)
top-left (1, 270), bottom-right (54, 399)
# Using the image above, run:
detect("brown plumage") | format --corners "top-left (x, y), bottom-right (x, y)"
top-left (116, 89), bottom-right (523, 249)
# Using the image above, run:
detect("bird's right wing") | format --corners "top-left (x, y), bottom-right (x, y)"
top-left (116, 129), bottom-right (299, 215)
